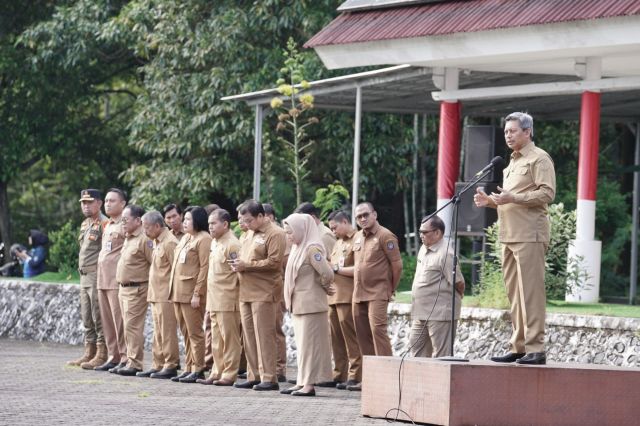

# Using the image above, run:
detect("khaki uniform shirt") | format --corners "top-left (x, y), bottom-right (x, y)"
top-left (353, 222), bottom-right (402, 302)
top-left (148, 228), bottom-right (178, 302)
top-left (237, 221), bottom-right (286, 303)
top-left (78, 214), bottom-right (108, 275)
top-left (411, 239), bottom-right (463, 321)
top-left (318, 223), bottom-right (337, 259)
top-left (498, 142), bottom-right (556, 243)
top-left (169, 231), bottom-right (212, 303)
top-left (288, 246), bottom-right (334, 315)
top-left (328, 229), bottom-right (356, 305)
top-left (116, 227), bottom-right (153, 284)
top-left (172, 229), bottom-right (185, 241)
top-left (207, 231), bottom-right (242, 312)
top-left (97, 216), bottom-right (125, 290)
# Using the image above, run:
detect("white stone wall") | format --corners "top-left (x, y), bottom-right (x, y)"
top-left (2, 279), bottom-right (639, 368)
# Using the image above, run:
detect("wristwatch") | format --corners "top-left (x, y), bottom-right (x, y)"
top-left (332, 264), bottom-right (339, 273)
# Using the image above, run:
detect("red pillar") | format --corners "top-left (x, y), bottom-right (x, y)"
top-left (437, 101), bottom-right (462, 199)
top-left (577, 91), bottom-right (601, 202)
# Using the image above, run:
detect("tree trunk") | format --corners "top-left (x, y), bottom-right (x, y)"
top-left (0, 180), bottom-right (12, 263)
top-left (412, 114), bottom-right (420, 253)
top-left (420, 114), bottom-right (428, 218)
top-left (403, 190), bottom-right (413, 255)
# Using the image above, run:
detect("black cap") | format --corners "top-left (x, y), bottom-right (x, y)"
top-left (79, 189), bottom-right (102, 202)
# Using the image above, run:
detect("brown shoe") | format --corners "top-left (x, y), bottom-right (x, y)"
top-left (213, 378), bottom-right (234, 386)
top-left (81, 342), bottom-right (108, 370)
top-left (196, 376), bottom-right (217, 385)
top-left (67, 343), bottom-right (96, 367)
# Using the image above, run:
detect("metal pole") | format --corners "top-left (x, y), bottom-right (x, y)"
top-left (630, 122), bottom-right (640, 304)
top-left (352, 86), bottom-right (362, 227)
top-left (253, 105), bottom-right (263, 201)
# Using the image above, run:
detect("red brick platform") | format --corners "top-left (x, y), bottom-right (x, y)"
top-left (361, 356), bottom-right (640, 425)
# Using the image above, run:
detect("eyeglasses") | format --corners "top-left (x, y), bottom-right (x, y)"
top-left (355, 212), bottom-right (371, 220)
top-left (419, 229), bottom-right (437, 235)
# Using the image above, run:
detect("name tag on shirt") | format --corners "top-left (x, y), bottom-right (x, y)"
top-left (179, 249), bottom-right (187, 264)
top-left (339, 256), bottom-right (345, 267)
top-left (255, 238), bottom-right (265, 245)
top-left (105, 241), bottom-right (112, 252)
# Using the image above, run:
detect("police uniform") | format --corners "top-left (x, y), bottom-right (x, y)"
top-left (237, 221), bottom-right (286, 384)
top-left (206, 230), bottom-right (242, 382)
top-left (352, 222), bottom-right (402, 356)
top-left (409, 238), bottom-right (464, 357)
top-left (329, 229), bottom-right (362, 383)
top-left (169, 231), bottom-right (212, 373)
top-left (148, 228), bottom-right (180, 371)
top-left (498, 142), bottom-right (555, 354)
top-left (97, 216), bottom-right (127, 366)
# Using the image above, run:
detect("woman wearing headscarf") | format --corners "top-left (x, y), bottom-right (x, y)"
top-left (16, 229), bottom-right (48, 278)
top-left (168, 206), bottom-right (212, 383)
top-left (281, 213), bottom-right (335, 396)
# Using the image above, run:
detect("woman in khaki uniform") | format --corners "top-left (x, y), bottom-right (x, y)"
top-left (168, 206), bottom-right (212, 383)
top-left (281, 213), bottom-right (335, 397)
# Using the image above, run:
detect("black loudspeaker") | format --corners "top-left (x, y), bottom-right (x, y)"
top-left (463, 125), bottom-right (500, 182)
top-left (455, 181), bottom-right (499, 236)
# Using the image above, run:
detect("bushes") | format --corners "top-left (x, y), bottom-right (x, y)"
top-left (397, 253), bottom-right (417, 293)
top-left (48, 221), bottom-right (79, 276)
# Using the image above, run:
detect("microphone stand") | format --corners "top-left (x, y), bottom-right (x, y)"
top-left (422, 166), bottom-right (496, 362)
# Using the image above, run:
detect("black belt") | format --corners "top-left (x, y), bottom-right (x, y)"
top-left (119, 282), bottom-right (146, 287)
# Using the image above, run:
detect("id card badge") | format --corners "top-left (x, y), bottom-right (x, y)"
top-left (105, 241), bottom-right (112, 252)
top-left (338, 256), bottom-right (345, 267)
top-left (179, 249), bottom-right (187, 264)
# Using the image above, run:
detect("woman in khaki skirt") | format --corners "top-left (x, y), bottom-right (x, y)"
top-left (281, 213), bottom-right (335, 396)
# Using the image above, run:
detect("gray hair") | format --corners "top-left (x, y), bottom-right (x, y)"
top-left (142, 210), bottom-right (165, 226)
top-left (505, 112), bottom-right (534, 137)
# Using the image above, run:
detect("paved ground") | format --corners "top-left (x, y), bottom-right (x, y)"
top-left (0, 339), bottom-right (393, 426)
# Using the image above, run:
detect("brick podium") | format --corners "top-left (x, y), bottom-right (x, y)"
top-left (361, 356), bottom-right (640, 425)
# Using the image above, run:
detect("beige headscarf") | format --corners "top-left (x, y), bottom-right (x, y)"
top-left (283, 213), bottom-right (325, 310)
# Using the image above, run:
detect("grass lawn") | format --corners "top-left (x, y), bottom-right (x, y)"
top-left (396, 293), bottom-right (640, 318)
top-left (0, 271), bottom-right (80, 284)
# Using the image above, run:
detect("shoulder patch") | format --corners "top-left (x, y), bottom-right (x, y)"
top-left (387, 241), bottom-right (395, 250)
top-left (147, 240), bottom-right (154, 249)
top-left (229, 252), bottom-right (238, 260)
top-left (313, 252), bottom-right (323, 262)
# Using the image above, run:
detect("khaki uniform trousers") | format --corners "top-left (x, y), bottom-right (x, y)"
top-left (204, 311), bottom-right (213, 370)
top-left (98, 288), bottom-right (126, 363)
top-left (240, 301), bottom-right (277, 383)
top-left (293, 311), bottom-right (332, 386)
top-left (174, 302), bottom-right (206, 372)
top-left (150, 301), bottom-right (180, 370)
top-left (409, 319), bottom-right (456, 358)
top-left (352, 300), bottom-right (392, 356)
top-left (119, 284), bottom-right (149, 370)
top-left (502, 242), bottom-right (547, 353)
top-left (80, 271), bottom-right (103, 344)
top-left (210, 310), bottom-right (242, 381)
top-left (329, 303), bottom-right (362, 382)
top-left (275, 300), bottom-right (287, 377)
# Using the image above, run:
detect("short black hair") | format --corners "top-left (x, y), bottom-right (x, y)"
top-left (28, 229), bottom-right (49, 246)
top-left (263, 203), bottom-right (276, 218)
top-left (211, 208), bottom-right (232, 225)
top-left (184, 206), bottom-right (208, 232)
top-left (125, 204), bottom-right (145, 219)
top-left (238, 199), bottom-right (264, 217)
top-left (204, 203), bottom-right (220, 215)
top-left (106, 187), bottom-right (127, 202)
top-left (356, 201), bottom-right (375, 212)
top-left (423, 215), bottom-right (445, 234)
top-left (163, 203), bottom-right (181, 216)
top-left (294, 202), bottom-right (320, 217)
top-left (328, 210), bottom-right (350, 223)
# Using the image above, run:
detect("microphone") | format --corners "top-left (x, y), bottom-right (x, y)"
top-left (475, 156), bottom-right (505, 177)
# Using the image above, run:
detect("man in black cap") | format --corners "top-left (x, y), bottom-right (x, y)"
top-left (68, 189), bottom-right (109, 368)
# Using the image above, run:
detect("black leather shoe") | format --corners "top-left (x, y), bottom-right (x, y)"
top-left (109, 362), bottom-right (127, 374)
top-left (315, 380), bottom-right (338, 388)
top-left (346, 382), bottom-right (362, 391)
top-left (234, 380), bottom-right (260, 389)
top-left (280, 386), bottom-right (302, 394)
top-left (171, 371), bottom-right (191, 382)
top-left (179, 371), bottom-right (205, 383)
top-left (277, 375), bottom-right (287, 383)
top-left (237, 370), bottom-right (247, 379)
top-left (94, 361), bottom-right (118, 372)
top-left (252, 381), bottom-right (279, 391)
top-left (490, 352), bottom-right (526, 363)
top-left (516, 352), bottom-right (546, 365)
top-left (136, 368), bottom-right (160, 378)
top-left (151, 368), bottom-right (178, 379)
top-left (287, 378), bottom-right (297, 384)
top-left (292, 389), bottom-right (316, 397)
top-left (337, 380), bottom-right (359, 390)
top-left (117, 366), bottom-right (141, 376)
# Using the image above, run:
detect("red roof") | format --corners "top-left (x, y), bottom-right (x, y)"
top-left (305, 0), bottom-right (640, 48)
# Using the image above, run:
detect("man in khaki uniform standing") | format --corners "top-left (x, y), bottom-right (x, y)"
top-left (198, 208), bottom-right (242, 386)
top-left (68, 189), bottom-right (108, 368)
top-left (326, 210), bottom-right (362, 390)
top-left (231, 200), bottom-right (286, 391)
top-left (475, 112), bottom-right (555, 365)
top-left (140, 210), bottom-right (180, 379)
top-left (352, 202), bottom-right (403, 367)
top-left (92, 188), bottom-right (128, 372)
top-left (409, 215), bottom-right (465, 358)
top-left (115, 205), bottom-right (153, 375)
top-left (163, 204), bottom-right (184, 241)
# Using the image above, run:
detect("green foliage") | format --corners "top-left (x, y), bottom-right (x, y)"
top-left (48, 221), bottom-right (79, 275)
top-left (397, 253), bottom-right (417, 293)
top-left (312, 183), bottom-right (350, 221)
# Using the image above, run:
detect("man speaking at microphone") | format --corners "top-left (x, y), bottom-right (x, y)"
top-left (474, 112), bottom-right (556, 365)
